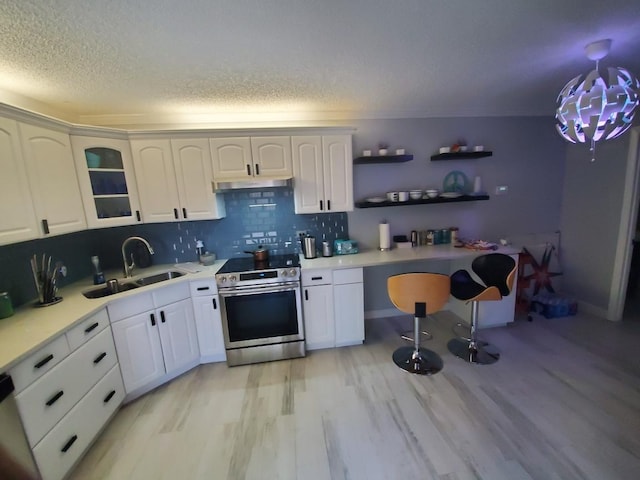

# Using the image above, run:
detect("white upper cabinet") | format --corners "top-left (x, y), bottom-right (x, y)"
top-left (0, 118), bottom-right (39, 245)
top-left (171, 138), bottom-right (226, 221)
top-left (19, 123), bottom-right (87, 237)
top-left (130, 138), bottom-right (225, 223)
top-left (292, 135), bottom-right (353, 214)
top-left (71, 135), bottom-right (142, 229)
top-left (210, 136), bottom-right (292, 180)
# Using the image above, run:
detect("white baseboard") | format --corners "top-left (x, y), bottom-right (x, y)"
top-left (364, 308), bottom-right (399, 319)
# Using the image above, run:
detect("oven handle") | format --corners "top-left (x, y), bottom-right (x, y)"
top-left (219, 282), bottom-right (300, 296)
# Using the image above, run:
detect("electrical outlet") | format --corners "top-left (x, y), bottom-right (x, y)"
top-left (495, 185), bottom-right (509, 195)
top-left (295, 230), bottom-right (308, 238)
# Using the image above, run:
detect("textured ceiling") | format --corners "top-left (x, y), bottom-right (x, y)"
top-left (1, 0), bottom-right (640, 127)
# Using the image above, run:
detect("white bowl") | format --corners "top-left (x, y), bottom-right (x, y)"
top-left (425, 190), bottom-right (439, 198)
top-left (409, 191), bottom-right (422, 200)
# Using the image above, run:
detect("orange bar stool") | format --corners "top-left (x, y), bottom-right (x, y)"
top-left (387, 273), bottom-right (451, 375)
top-left (447, 253), bottom-right (516, 365)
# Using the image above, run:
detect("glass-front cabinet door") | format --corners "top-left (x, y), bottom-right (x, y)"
top-left (71, 135), bottom-right (142, 228)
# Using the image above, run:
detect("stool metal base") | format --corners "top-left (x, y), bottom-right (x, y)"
top-left (447, 338), bottom-right (500, 365)
top-left (392, 346), bottom-right (443, 375)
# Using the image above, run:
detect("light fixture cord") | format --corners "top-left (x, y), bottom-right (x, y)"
top-left (590, 58), bottom-right (600, 162)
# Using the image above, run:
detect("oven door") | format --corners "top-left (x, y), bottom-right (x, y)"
top-left (219, 281), bottom-right (304, 349)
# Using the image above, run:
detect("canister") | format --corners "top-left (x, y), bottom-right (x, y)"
top-left (322, 241), bottom-right (333, 257)
top-left (433, 229), bottom-right (442, 244)
top-left (441, 228), bottom-right (451, 244)
top-left (0, 292), bottom-right (14, 319)
top-left (450, 227), bottom-right (459, 244)
top-left (426, 230), bottom-right (435, 246)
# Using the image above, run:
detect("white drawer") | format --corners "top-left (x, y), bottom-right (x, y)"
top-left (333, 268), bottom-right (363, 285)
top-left (301, 269), bottom-right (332, 286)
top-left (190, 278), bottom-right (218, 297)
top-left (15, 328), bottom-right (117, 447)
top-left (152, 282), bottom-right (190, 307)
top-left (66, 308), bottom-right (109, 350)
top-left (9, 335), bottom-right (70, 394)
top-left (32, 365), bottom-right (124, 480)
top-left (108, 292), bottom-right (154, 322)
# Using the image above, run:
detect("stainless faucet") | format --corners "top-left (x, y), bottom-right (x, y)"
top-left (121, 236), bottom-right (154, 278)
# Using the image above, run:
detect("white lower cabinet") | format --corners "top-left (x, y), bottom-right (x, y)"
top-left (32, 365), bottom-right (124, 480)
top-left (109, 284), bottom-right (199, 397)
top-left (333, 268), bottom-right (365, 347)
top-left (190, 280), bottom-right (226, 363)
top-left (301, 268), bottom-right (364, 350)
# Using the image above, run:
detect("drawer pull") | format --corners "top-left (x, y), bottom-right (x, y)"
top-left (61, 435), bottom-right (78, 453)
top-left (84, 322), bottom-right (99, 334)
top-left (104, 390), bottom-right (116, 403)
top-left (34, 354), bottom-right (54, 369)
top-left (311, 276), bottom-right (323, 281)
top-left (212, 298), bottom-right (217, 309)
top-left (46, 390), bottom-right (64, 407)
top-left (93, 352), bottom-right (107, 364)
top-left (197, 286), bottom-right (210, 291)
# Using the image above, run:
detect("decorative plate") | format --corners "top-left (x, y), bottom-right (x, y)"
top-left (439, 192), bottom-right (463, 198)
top-left (366, 196), bottom-right (387, 203)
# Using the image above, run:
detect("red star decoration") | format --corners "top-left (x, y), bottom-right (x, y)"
top-left (521, 246), bottom-right (562, 295)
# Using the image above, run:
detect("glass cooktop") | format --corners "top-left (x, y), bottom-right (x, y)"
top-left (217, 253), bottom-right (300, 274)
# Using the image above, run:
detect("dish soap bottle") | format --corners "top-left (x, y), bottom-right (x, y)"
top-left (91, 255), bottom-right (105, 285)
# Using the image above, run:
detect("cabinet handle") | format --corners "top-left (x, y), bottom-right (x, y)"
top-left (311, 276), bottom-right (323, 281)
top-left (212, 298), bottom-right (217, 309)
top-left (173, 208), bottom-right (179, 219)
top-left (61, 435), bottom-right (78, 453)
top-left (196, 286), bottom-right (210, 291)
top-left (305, 289), bottom-right (309, 301)
top-left (93, 352), bottom-right (107, 364)
top-left (255, 164), bottom-right (260, 175)
top-left (46, 390), bottom-right (64, 407)
top-left (150, 313), bottom-right (156, 326)
top-left (34, 354), bottom-right (54, 369)
top-left (136, 210), bottom-right (141, 222)
top-left (104, 390), bottom-right (116, 403)
top-left (42, 219), bottom-right (50, 235)
top-left (84, 322), bottom-right (99, 334)
top-left (182, 208), bottom-right (187, 219)
top-left (246, 165), bottom-right (251, 176)
top-left (327, 200), bottom-right (331, 211)
top-left (319, 200), bottom-right (323, 211)
top-left (160, 311), bottom-right (166, 323)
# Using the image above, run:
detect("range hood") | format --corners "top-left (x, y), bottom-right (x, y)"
top-left (214, 177), bottom-right (293, 191)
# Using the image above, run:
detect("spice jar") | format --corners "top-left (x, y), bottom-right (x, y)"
top-left (0, 292), bottom-right (14, 319)
top-left (450, 227), bottom-right (459, 244)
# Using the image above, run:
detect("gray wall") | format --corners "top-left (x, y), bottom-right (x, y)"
top-left (344, 117), bottom-right (567, 313)
top-left (560, 135), bottom-right (632, 316)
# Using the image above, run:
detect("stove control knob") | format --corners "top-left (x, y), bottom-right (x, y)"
top-left (288, 268), bottom-right (298, 277)
top-left (280, 270), bottom-right (287, 277)
top-left (218, 276), bottom-right (227, 284)
top-left (229, 275), bottom-right (237, 283)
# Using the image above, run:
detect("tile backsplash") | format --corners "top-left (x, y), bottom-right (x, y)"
top-left (0, 187), bottom-right (348, 307)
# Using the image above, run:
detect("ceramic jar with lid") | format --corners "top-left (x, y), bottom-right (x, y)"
top-left (0, 292), bottom-right (14, 319)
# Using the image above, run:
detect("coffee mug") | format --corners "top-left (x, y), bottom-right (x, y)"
top-left (387, 191), bottom-right (399, 202)
top-left (398, 191), bottom-right (409, 202)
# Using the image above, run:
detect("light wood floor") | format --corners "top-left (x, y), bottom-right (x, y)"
top-left (69, 310), bottom-right (640, 480)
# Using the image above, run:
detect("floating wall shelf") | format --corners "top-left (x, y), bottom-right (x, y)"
top-left (354, 154), bottom-right (414, 164)
top-left (355, 194), bottom-right (489, 209)
top-left (430, 151), bottom-right (493, 161)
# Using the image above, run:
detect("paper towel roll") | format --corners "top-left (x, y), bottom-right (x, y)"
top-left (379, 222), bottom-right (391, 250)
top-left (473, 176), bottom-right (482, 193)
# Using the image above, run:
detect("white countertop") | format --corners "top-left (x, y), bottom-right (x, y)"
top-left (0, 244), bottom-right (518, 371)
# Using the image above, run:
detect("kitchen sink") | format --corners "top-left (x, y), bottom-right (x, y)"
top-left (82, 281), bottom-right (140, 299)
top-left (133, 270), bottom-right (184, 286)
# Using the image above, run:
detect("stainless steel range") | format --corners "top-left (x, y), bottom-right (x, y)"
top-left (215, 254), bottom-right (304, 366)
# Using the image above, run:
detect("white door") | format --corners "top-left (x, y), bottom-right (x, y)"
top-left (71, 135), bottom-right (142, 228)
top-left (334, 282), bottom-right (364, 347)
top-left (192, 295), bottom-right (226, 361)
top-left (130, 139), bottom-right (182, 223)
top-left (0, 118), bottom-right (39, 245)
top-left (303, 284), bottom-right (335, 350)
top-left (322, 135), bottom-right (353, 212)
top-left (156, 299), bottom-right (199, 374)
top-left (250, 136), bottom-right (292, 178)
top-left (171, 138), bottom-right (225, 220)
top-left (292, 136), bottom-right (324, 214)
top-left (19, 123), bottom-right (87, 237)
top-left (111, 312), bottom-right (165, 393)
top-left (210, 137), bottom-right (252, 179)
